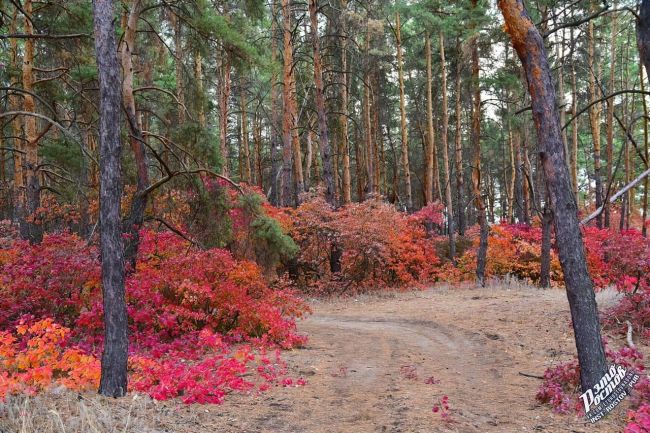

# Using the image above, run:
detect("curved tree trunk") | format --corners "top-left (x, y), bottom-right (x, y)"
top-left (93, 0), bottom-right (128, 398)
top-left (499, 0), bottom-right (607, 392)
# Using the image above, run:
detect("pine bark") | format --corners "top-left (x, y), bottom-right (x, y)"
top-left (638, 0), bottom-right (650, 235)
top-left (309, 0), bottom-right (335, 205)
top-left (219, 54), bottom-right (232, 176)
top-left (470, 0), bottom-right (488, 285)
top-left (281, 0), bottom-right (303, 206)
top-left (270, 0), bottom-right (281, 204)
top-left (339, 0), bottom-right (352, 205)
top-left (425, 33), bottom-right (441, 204)
top-left (570, 26), bottom-right (580, 204)
top-left (454, 44), bottom-right (466, 234)
top-left (588, 16), bottom-right (604, 228)
top-left (21, 0), bottom-right (43, 244)
top-left (240, 89), bottom-right (252, 183)
top-left (605, 12), bottom-right (618, 228)
top-left (93, 0), bottom-right (128, 398)
top-left (396, 13), bottom-right (412, 210)
top-left (8, 8), bottom-right (25, 234)
top-left (440, 31), bottom-right (456, 262)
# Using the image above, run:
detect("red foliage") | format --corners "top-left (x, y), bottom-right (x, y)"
top-left (288, 197), bottom-right (441, 293)
top-left (0, 229), bottom-right (309, 403)
top-left (536, 342), bottom-right (646, 418)
top-left (451, 222), bottom-right (562, 285)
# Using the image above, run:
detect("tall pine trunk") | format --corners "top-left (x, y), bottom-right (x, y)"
top-left (605, 12), bottom-right (618, 228)
top-left (470, 0), bottom-right (488, 285)
top-left (638, 0), bottom-right (650, 235)
top-left (93, 0), bottom-right (128, 398)
top-left (396, 13), bottom-right (412, 210)
top-left (21, 0), bottom-right (43, 244)
top-left (309, 0), bottom-right (335, 205)
top-left (454, 43), bottom-right (466, 234)
top-left (588, 16), bottom-right (604, 228)
top-left (281, 0), bottom-right (303, 206)
top-left (440, 31), bottom-right (456, 262)
top-left (339, 0), bottom-right (352, 205)
top-left (424, 33), bottom-right (440, 204)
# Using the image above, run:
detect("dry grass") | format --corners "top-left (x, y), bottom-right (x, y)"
top-left (0, 391), bottom-right (162, 433)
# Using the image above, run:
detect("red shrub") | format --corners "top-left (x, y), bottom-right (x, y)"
top-left (0, 229), bottom-right (308, 402)
top-left (288, 197), bottom-right (440, 293)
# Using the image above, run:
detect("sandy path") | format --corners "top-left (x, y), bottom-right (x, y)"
top-left (202, 283), bottom-right (632, 433)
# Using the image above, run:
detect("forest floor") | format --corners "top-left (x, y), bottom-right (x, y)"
top-left (1, 282), bottom-right (640, 433)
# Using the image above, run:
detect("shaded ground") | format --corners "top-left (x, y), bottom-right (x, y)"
top-left (1, 283), bottom-right (638, 432)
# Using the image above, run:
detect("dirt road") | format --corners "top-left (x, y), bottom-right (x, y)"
top-left (4, 283), bottom-right (634, 433)
top-left (204, 283), bottom-right (630, 433)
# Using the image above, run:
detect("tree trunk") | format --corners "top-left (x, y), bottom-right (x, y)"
top-left (21, 0), bottom-right (43, 244)
top-left (540, 204), bottom-right (553, 288)
top-left (240, 88), bottom-right (252, 183)
top-left (219, 54), bottom-right (232, 176)
top-left (281, 0), bottom-right (303, 206)
top-left (338, 0), bottom-right (351, 205)
top-left (309, 0), bottom-right (335, 205)
top-left (638, 0), bottom-right (650, 235)
top-left (470, 0), bottom-right (488, 285)
top-left (588, 16), bottom-right (603, 228)
top-left (507, 128), bottom-right (516, 222)
top-left (8, 7), bottom-right (25, 232)
top-left (499, 0), bottom-right (607, 392)
top-left (425, 32), bottom-right (441, 204)
top-left (605, 11), bottom-right (618, 228)
top-left (570, 26), bottom-right (580, 204)
top-left (439, 31), bottom-right (456, 262)
top-left (270, 0), bottom-right (281, 204)
top-left (454, 43), bottom-right (466, 234)
top-left (254, 114), bottom-right (263, 189)
top-left (120, 0), bottom-right (150, 267)
top-left (396, 13), bottom-right (412, 210)
top-left (640, 67), bottom-right (650, 236)
top-left (174, 15), bottom-right (185, 125)
top-left (195, 51), bottom-right (206, 128)
top-left (93, 0), bottom-right (128, 398)
top-left (304, 124), bottom-right (313, 190)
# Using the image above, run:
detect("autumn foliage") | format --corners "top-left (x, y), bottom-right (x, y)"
top-left (0, 225), bottom-right (308, 403)
top-left (288, 197), bottom-right (441, 293)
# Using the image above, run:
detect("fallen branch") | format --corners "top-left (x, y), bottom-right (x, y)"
top-left (581, 165), bottom-right (650, 225)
